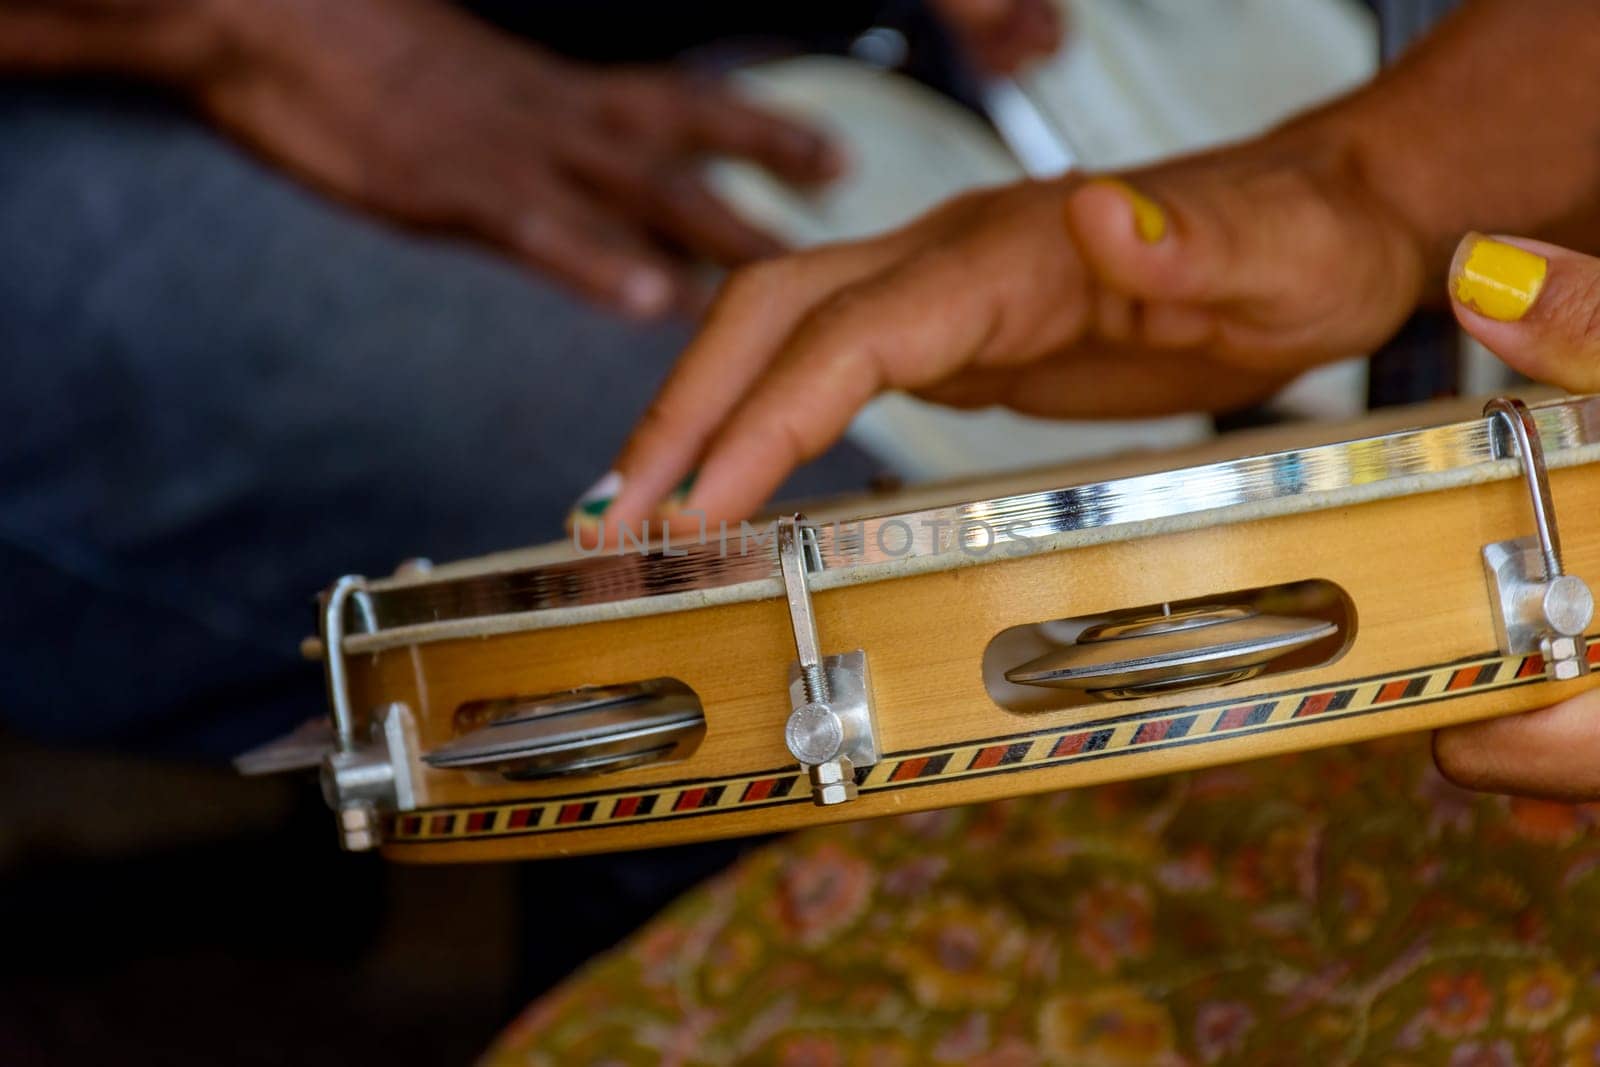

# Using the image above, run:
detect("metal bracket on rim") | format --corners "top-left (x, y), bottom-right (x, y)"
top-left (777, 515), bottom-right (880, 806)
top-left (1482, 397), bottom-right (1594, 681)
top-left (317, 575), bottom-right (421, 850)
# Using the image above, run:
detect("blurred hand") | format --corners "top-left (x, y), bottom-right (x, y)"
top-left (930, 0), bottom-right (1063, 73)
top-left (200, 0), bottom-right (841, 316)
top-left (1432, 233), bottom-right (1600, 800)
top-left (577, 124), bottom-right (1424, 531)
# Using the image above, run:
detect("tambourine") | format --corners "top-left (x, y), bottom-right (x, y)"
top-left (243, 394), bottom-right (1600, 862)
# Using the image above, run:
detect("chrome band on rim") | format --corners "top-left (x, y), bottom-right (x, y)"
top-left (343, 396), bottom-right (1600, 645)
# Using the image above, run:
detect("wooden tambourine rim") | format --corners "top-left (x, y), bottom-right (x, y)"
top-left (294, 394), bottom-right (1600, 862)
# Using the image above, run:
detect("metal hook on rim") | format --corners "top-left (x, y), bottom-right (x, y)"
top-left (1481, 397), bottom-right (1593, 681)
top-left (1485, 397), bottom-right (1565, 582)
top-left (321, 574), bottom-right (368, 754)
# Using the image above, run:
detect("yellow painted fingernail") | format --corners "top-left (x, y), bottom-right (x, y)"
top-left (1451, 233), bottom-right (1547, 322)
top-left (1092, 177), bottom-right (1168, 244)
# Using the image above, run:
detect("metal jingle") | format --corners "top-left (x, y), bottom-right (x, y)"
top-left (497, 740), bottom-right (682, 782)
top-left (1086, 666), bottom-right (1263, 701)
top-left (424, 684), bottom-right (704, 780)
top-left (1005, 606), bottom-right (1337, 696)
top-left (451, 684), bottom-right (672, 733)
top-left (1078, 605), bottom-right (1256, 642)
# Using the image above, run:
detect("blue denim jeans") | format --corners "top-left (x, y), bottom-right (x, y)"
top-left (0, 84), bottom-right (876, 757)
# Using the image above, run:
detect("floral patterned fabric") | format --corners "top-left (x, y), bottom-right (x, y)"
top-left (483, 737), bottom-right (1600, 1065)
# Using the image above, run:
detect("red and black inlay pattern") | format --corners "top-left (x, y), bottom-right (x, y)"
top-left (740, 775), bottom-right (800, 803)
top-left (1293, 688), bottom-right (1356, 718)
top-left (889, 752), bottom-right (954, 783)
top-left (1050, 728), bottom-right (1113, 757)
top-left (387, 641), bottom-right (1594, 844)
top-left (671, 784), bottom-right (727, 812)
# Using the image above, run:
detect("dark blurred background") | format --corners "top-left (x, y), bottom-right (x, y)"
top-left (0, 736), bottom-right (782, 1063)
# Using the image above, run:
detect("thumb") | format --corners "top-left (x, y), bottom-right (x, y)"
top-left (1063, 172), bottom-right (1301, 306)
top-left (1434, 687), bottom-right (1600, 801)
top-left (1449, 233), bottom-right (1600, 393)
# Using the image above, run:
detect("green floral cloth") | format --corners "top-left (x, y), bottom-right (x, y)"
top-left (483, 737), bottom-right (1600, 1065)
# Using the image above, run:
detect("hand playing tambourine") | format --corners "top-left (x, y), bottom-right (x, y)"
top-left (568, 1), bottom-right (1600, 802)
top-left (1432, 234), bottom-right (1600, 801)
top-left (576, 222), bottom-right (1600, 802)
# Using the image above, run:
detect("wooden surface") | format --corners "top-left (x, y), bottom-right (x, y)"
top-left (347, 453), bottom-right (1600, 863)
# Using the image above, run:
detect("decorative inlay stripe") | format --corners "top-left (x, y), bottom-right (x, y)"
top-left (387, 642), bottom-right (1594, 845)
